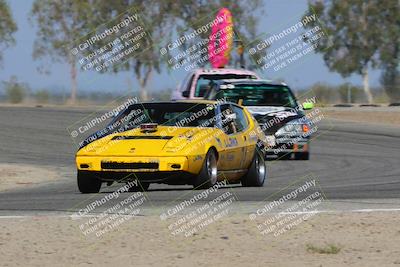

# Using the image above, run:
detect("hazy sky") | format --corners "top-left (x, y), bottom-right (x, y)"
top-left (0, 0), bottom-right (381, 94)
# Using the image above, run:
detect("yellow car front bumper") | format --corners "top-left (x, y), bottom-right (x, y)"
top-left (76, 155), bottom-right (202, 175)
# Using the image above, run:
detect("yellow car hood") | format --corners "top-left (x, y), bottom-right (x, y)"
top-left (77, 126), bottom-right (215, 156)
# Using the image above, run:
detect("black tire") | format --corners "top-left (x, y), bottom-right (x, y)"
top-left (128, 181), bottom-right (150, 192)
top-left (77, 170), bottom-right (102, 193)
top-left (295, 152), bottom-right (309, 160)
top-left (242, 148), bottom-right (267, 187)
top-left (193, 150), bottom-right (218, 189)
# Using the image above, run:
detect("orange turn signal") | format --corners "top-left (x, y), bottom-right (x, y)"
top-left (302, 124), bottom-right (310, 133)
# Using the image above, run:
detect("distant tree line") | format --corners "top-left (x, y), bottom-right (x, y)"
top-left (304, 0), bottom-right (400, 103)
top-left (28, 0), bottom-right (264, 104)
top-left (0, 74), bottom-right (173, 104)
top-left (0, 0), bottom-right (399, 104)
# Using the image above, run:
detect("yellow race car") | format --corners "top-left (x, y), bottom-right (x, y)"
top-left (76, 100), bottom-right (267, 193)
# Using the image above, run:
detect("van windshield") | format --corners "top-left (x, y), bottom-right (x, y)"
top-left (211, 84), bottom-right (298, 108)
top-left (195, 74), bottom-right (257, 97)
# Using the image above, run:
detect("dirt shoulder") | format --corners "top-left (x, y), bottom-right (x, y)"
top-left (0, 164), bottom-right (60, 192)
top-left (321, 107), bottom-right (400, 126)
top-left (0, 212), bottom-right (398, 266)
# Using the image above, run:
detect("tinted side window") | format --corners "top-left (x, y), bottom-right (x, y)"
top-left (219, 104), bottom-right (236, 135)
top-left (231, 105), bottom-right (248, 132)
top-left (195, 76), bottom-right (214, 97)
top-left (181, 74), bottom-right (194, 96)
top-left (205, 84), bottom-right (219, 100)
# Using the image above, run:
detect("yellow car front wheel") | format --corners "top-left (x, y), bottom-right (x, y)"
top-left (241, 148), bottom-right (266, 187)
top-left (193, 150), bottom-right (218, 189)
top-left (77, 170), bottom-right (102, 193)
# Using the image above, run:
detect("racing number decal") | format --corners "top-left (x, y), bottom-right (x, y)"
top-left (225, 137), bottom-right (238, 148)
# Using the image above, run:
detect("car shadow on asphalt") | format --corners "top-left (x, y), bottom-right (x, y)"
top-left (99, 184), bottom-right (243, 194)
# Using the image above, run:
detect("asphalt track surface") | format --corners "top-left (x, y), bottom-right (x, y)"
top-left (0, 106), bottom-right (399, 215)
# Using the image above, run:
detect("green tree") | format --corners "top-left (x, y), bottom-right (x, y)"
top-left (303, 0), bottom-right (385, 103)
top-left (166, 0), bottom-right (265, 69)
top-left (338, 83), bottom-right (362, 103)
top-left (381, 67), bottom-right (400, 102)
top-left (89, 0), bottom-right (173, 101)
top-left (3, 76), bottom-right (27, 104)
top-left (30, 0), bottom-right (93, 104)
top-left (309, 82), bottom-right (336, 104)
top-left (0, 0), bottom-right (17, 64)
top-left (81, 0), bottom-right (265, 100)
top-left (30, 1), bottom-right (264, 102)
top-left (379, 1), bottom-right (400, 102)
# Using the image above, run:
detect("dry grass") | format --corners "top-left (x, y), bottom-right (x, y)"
top-left (306, 243), bottom-right (341, 254)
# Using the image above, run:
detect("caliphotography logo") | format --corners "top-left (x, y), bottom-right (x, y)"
top-left (0, 1), bottom-right (399, 267)
top-left (70, 181), bottom-right (146, 240)
top-left (160, 179), bottom-right (237, 237)
top-left (249, 174), bottom-right (327, 238)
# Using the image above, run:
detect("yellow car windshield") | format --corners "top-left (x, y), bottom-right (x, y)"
top-left (111, 102), bottom-right (216, 131)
